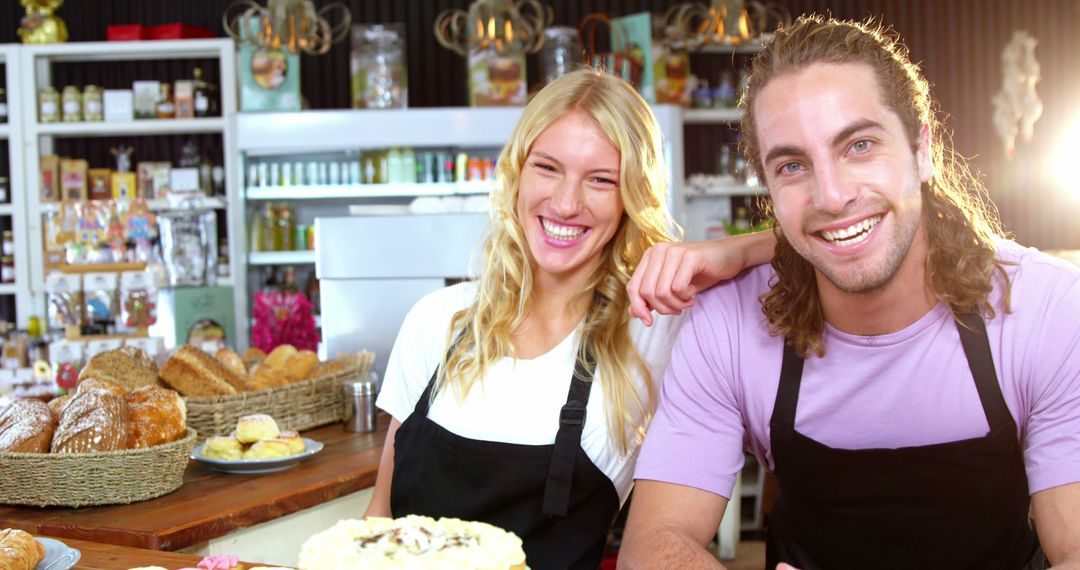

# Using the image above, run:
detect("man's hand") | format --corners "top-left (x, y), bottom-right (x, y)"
top-left (628, 231), bottom-right (776, 326)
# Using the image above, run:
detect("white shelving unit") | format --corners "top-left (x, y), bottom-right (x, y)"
top-left (18, 39), bottom-right (239, 331)
top-left (683, 107), bottom-right (741, 124)
top-left (0, 45), bottom-right (31, 327)
top-left (234, 106), bottom-right (685, 348)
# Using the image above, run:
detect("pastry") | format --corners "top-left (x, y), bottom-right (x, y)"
top-left (235, 413), bottom-right (279, 443)
top-left (305, 359), bottom-right (344, 380)
top-left (278, 430), bottom-right (305, 455)
top-left (283, 350), bottom-right (319, 382)
top-left (215, 348), bottom-right (250, 382)
top-left (202, 436), bottom-right (244, 460)
top-left (243, 438), bottom-right (291, 460)
top-left (0, 399), bottom-right (57, 453)
top-left (0, 528), bottom-right (45, 570)
top-left (196, 554), bottom-right (246, 570)
top-left (79, 345), bottom-right (160, 392)
top-left (241, 347), bottom-right (266, 372)
top-left (246, 365), bottom-right (288, 391)
top-left (47, 393), bottom-right (72, 418)
top-left (75, 376), bottom-right (128, 397)
top-left (126, 385), bottom-right (187, 449)
top-left (262, 344), bottom-right (297, 371)
top-left (51, 389), bottom-right (130, 453)
top-left (297, 516), bottom-right (527, 570)
top-left (160, 346), bottom-right (243, 397)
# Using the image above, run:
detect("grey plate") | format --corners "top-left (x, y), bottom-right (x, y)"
top-left (36, 537), bottom-right (81, 570)
top-left (190, 437), bottom-right (324, 474)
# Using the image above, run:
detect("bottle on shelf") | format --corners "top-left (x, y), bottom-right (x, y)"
top-left (156, 84), bottom-right (175, 119)
top-left (305, 270), bottom-right (321, 315)
top-left (282, 266), bottom-right (299, 292)
top-left (0, 177), bottom-right (9, 204)
top-left (733, 206), bottom-right (752, 232)
top-left (387, 148), bottom-right (402, 183)
top-left (193, 67), bottom-right (213, 117)
top-left (715, 71), bottom-right (736, 109)
top-left (401, 148), bottom-right (417, 183)
top-left (273, 203), bottom-right (295, 251)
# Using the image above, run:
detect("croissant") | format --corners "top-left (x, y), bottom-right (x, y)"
top-left (0, 528), bottom-right (45, 570)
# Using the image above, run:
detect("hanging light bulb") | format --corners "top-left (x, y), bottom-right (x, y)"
top-left (434, 0), bottom-right (551, 56)
top-left (663, 0), bottom-right (783, 50)
top-left (223, 0), bottom-right (351, 56)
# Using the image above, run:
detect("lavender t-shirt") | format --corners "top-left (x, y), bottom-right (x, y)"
top-left (635, 240), bottom-right (1080, 499)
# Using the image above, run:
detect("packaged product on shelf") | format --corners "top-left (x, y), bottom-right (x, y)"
top-left (83, 272), bottom-right (119, 332)
top-left (38, 86), bottom-right (60, 123)
top-left (170, 167), bottom-right (200, 194)
top-left (467, 46), bottom-right (527, 107)
top-left (82, 85), bottom-right (104, 121)
top-left (61, 85), bottom-right (82, 122)
top-left (350, 23), bottom-right (408, 109)
top-left (174, 80), bottom-right (195, 118)
top-left (119, 270), bottom-right (158, 331)
top-left (69, 201), bottom-right (109, 264)
top-left (85, 337), bottom-right (123, 360)
top-left (60, 158), bottom-right (89, 201)
top-left (111, 171), bottom-right (137, 201)
top-left (40, 155), bottom-right (60, 202)
top-left (46, 272), bottom-right (83, 330)
top-left (132, 80), bottom-right (161, 119)
top-left (88, 168), bottom-right (112, 200)
top-left (48, 339), bottom-right (85, 381)
top-left (0, 257), bottom-right (13, 284)
top-left (0, 176), bottom-right (9, 203)
top-left (156, 84), bottom-right (176, 118)
top-left (124, 336), bottom-right (165, 363)
top-left (137, 161), bottom-right (172, 199)
top-left (193, 67), bottom-right (215, 117)
top-left (0, 87), bottom-right (7, 123)
top-left (103, 89), bottom-right (134, 122)
top-left (158, 206), bottom-right (217, 286)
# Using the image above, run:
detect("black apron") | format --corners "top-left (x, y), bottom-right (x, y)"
top-left (765, 312), bottom-right (1044, 570)
top-left (391, 347), bottom-right (620, 570)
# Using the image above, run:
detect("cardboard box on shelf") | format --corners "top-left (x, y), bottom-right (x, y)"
top-left (103, 90), bottom-right (134, 122)
top-left (111, 171), bottom-right (137, 201)
top-left (137, 162), bottom-right (171, 199)
top-left (60, 159), bottom-right (89, 202)
top-left (88, 169), bottom-right (112, 201)
top-left (107, 24), bottom-right (150, 41)
top-left (132, 81), bottom-right (160, 119)
top-left (40, 155), bottom-right (60, 202)
top-left (174, 80), bottom-right (195, 118)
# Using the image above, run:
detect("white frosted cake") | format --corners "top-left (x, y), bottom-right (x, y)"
top-left (297, 515), bottom-right (527, 570)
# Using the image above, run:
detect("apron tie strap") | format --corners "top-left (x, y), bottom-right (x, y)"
top-left (542, 352), bottom-right (596, 516)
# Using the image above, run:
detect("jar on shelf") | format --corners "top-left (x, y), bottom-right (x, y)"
top-left (351, 23), bottom-right (407, 109)
top-left (61, 85), bottom-right (82, 122)
top-left (539, 27), bottom-right (581, 85)
top-left (0, 256), bottom-right (14, 284)
top-left (156, 84), bottom-right (175, 119)
top-left (0, 88), bottom-right (8, 124)
top-left (0, 177), bottom-right (8, 204)
top-left (38, 86), bottom-right (60, 123)
top-left (1, 231), bottom-right (12, 257)
top-left (82, 85), bottom-right (104, 121)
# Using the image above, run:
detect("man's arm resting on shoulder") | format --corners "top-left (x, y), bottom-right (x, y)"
top-left (618, 480), bottom-right (730, 569)
top-left (1033, 482), bottom-right (1080, 569)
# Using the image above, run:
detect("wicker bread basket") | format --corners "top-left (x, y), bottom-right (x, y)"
top-left (184, 365), bottom-right (366, 437)
top-left (0, 427), bottom-right (197, 507)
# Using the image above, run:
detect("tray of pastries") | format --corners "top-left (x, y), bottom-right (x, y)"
top-left (191, 413), bottom-right (323, 474)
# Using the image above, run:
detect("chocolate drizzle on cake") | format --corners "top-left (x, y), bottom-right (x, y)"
top-left (353, 524), bottom-right (482, 555)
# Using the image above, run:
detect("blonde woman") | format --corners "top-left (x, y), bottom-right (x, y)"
top-left (365, 69), bottom-right (770, 569)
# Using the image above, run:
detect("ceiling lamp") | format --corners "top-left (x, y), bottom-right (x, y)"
top-left (434, 0), bottom-right (552, 56)
top-left (223, 0), bottom-right (351, 56)
top-left (664, 0), bottom-right (773, 49)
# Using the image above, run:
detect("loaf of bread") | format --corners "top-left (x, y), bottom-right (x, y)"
top-left (0, 399), bottom-right (57, 453)
top-left (0, 528), bottom-right (45, 570)
top-left (79, 345), bottom-right (160, 391)
top-left (75, 376), bottom-right (128, 397)
top-left (263, 345), bottom-right (297, 370)
top-left (284, 350), bottom-right (319, 382)
top-left (305, 359), bottom-right (344, 380)
top-left (126, 385), bottom-right (187, 449)
top-left (160, 346), bottom-right (243, 397)
top-left (51, 389), bottom-right (130, 453)
top-left (242, 347), bottom-right (267, 372)
top-left (46, 393), bottom-right (71, 419)
top-left (215, 348), bottom-right (250, 381)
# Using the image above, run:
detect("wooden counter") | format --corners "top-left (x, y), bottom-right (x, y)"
top-left (49, 536), bottom-right (258, 570)
top-left (0, 417), bottom-right (388, 552)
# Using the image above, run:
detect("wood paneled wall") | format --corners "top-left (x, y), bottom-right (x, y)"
top-left (1, 1), bottom-right (1077, 248)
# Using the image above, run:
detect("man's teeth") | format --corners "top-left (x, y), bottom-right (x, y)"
top-left (820, 215), bottom-right (882, 246)
top-left (541, 218), bottom-right (586, 241)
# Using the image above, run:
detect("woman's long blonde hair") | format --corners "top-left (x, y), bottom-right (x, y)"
top-left (437, 69), bottom-right (676, 454)
top-left (741, 16), bottom-right (1012, 357)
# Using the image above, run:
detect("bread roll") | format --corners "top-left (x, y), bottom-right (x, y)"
top-left (79, 345), bottom-right (160, 391)
top-left (243, 438), bottom-right (291, 459)
top-left (263, 344), bottom-right (297, 370)
top-left (236, 413), bottom-right (280, 443)
top-left (279, 430), bottom-right (305, 455)
top-left (51, 389), bottom-right (130, 453)
top-left (284, 350), bottom-right (318, 382)
top-left (202, 435), bottom-right (243, 460)
top-left (75, 376), bottom-right (127, 397)
top-left (215, 348), bottom-right (250, 382)
top-left (126, 385), bottom-right (187, 449)
top-left (0, 399), bottom-right (57, 453)
top-left (47, 393), bottom-right (72, 419)
top-left (0, 528), bottom-right (45, 570)
top-left (247, 366), bottom-right (288, 390)
top-left (159, 346), bottom-right (242, 397)
top-left (242, 347), bottom-right (266, 372)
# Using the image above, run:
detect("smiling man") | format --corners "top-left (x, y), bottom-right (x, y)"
top-left (619, 15), bottom-right (1080, 570)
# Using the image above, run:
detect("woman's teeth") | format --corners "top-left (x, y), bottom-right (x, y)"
top-left (541, 218), bottom-right (585, 241)
top-left (820, 215), bottom-right (882, 246)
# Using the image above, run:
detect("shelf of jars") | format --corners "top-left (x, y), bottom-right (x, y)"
top-left (246, 181), bottom-right (493, 201)
top-left (30, 117), bottom-right (226, 137)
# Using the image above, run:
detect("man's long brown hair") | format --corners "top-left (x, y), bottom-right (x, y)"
top-left (741, 15), bottom-right (1012, 358)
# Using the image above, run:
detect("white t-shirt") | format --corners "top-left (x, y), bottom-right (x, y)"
top-left (377, 282), bottom-right (683, 505)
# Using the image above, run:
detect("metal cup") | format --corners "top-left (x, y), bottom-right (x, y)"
top-left (343, 375), bottom-right (378, 433)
